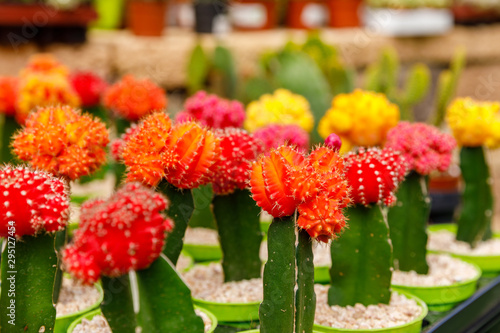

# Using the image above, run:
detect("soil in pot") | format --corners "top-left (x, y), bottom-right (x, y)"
top-left (314, 285), bottom-right (426, 331)
top-left (127, 0), bottom-right (168, 36)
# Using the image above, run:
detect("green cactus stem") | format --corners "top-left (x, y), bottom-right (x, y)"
top-left (295, 229), bottom-right (315, 333)
top-left (0, 115), bottom-right (20, 164)
top-left (260, 216), bottom-right (296, 333)
top-left (189, 185), bottom-right (216, 229)
top-left (52, 228), bottom-right (67, 304)
top-left (158, 181), bottom-right (194, 266)
top-left (329, 204), bottom-right (392, 306)
top-left (0, 234), bottom-right (58, 332)
top-left (101, 275), bottom-right (137, 333)
top-left (136, 254), bottom-right (204, 332)
top-left (212, 189), bottom-right (262, 282)
top-left (456, 146), bottom-right (493, 247)
top-left (388, 172), bottom-right (430, 274)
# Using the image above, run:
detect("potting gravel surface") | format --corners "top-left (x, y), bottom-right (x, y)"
top-left (72, 309), bottom-right (212, 332)
top-left (182, 263), bottom-right (263, 303)
top-left (392, 254), bottom-right (479, 286)
top-left (428, 230), bottom-right (500, 255)
top-left (56, 278), bottom-right (101, 317)
top-left (260, 241), bottom-right (331, 266)
top-left (184, 227), bottom-right (219, 245)
top-left (314, 285), bottom-right (422, 330)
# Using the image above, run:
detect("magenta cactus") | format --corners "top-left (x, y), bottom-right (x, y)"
top-left (385, 121), bottom-right (456, 175)
top-left (253, 124), bottom-right (310, 152)
top-left (62, 182), bottom-right (173, 285)
top-left (175, 91), bottom-right (245, 129)
top-left (325, 133), bottom-right (342, 152)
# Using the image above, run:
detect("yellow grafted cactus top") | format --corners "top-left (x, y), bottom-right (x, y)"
top-left (244, 89), bottom-right (314, 133)
top-left (446, 97), bottom-right (500, 149)
top-left (318, 89), bottom-right (400, 152)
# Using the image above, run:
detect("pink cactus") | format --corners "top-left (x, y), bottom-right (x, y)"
top-left (176, 91), bottom-right (245, 129)
top-left (110, 124), bottom-right (139, 162)
top-left (0, 166), bottom-right (69, 238)
top-left (253, 124), bottom-right (310, 153)
top-left (385, 122), bottom-right (456, 176)
top-left (62, 183), bottom-right (173, 285)
top-left (325, 133), bottom-right (342, 152)
top-left (345, 148), bottom-right (407, 207)
top-left (210, 128), bottom-right (263, 195)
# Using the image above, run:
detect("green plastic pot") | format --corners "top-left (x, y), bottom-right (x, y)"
top-left (428, 223), bottom-right (500, 277)
top-left (90, 0), bottom-right (125, 29)
top-left (315, 265), bottom-right (330, 284)
top-left (313, 291), bottom-right (428, 333)
top-left (183, 243), bottom-right (222, 262)
top-left (66, 306), bottom-right (218, 332)
top-left (240, 330), bottom-right (323, 332)
top-left (193, 298), bottom-right (261, 323)
top-left (55, 283), bottom-right (103, 333)
top-left (392, 261), bottom-right (481, 311)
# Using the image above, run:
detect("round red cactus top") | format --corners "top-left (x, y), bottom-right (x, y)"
top-left (384, 122), bottom-right (456, 175)
top-left (12, 105), bottom-right (109, 180)
top-left (62, 182), bottom-right (173, 285)
top-left (250, 145), bottom-right (351, 243)
top-left (0, 77), bottom-right (18, 117)
top-left (210, 128), bottom-right (263, 195)
top-left (123, 112), bottom-right (220, 189)
top-left (176, 91), bottom-right (245, 129)
top-left (345, 147), bottom-right (407, 207)
top-left (70, 71), bottom-right (108, 108)
top-left (103, 75), bottom-right (167, 122)
top-left (0, 166), bottom-right (70, 238)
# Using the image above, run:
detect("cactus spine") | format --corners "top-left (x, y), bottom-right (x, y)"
top-left (388, 172), bottom-right (430, 274)
top-left (329, 204), bottom-right (393, 306)
top-left (456, 147), bottom-right (493, 246)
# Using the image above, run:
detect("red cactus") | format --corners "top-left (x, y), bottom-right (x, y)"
top-left (0, 166), bottom-right (69, 238)
top-left (345, 147), bottom-right (407, 207)
top-left (176, 91), bottom-right (245, 129)
top-left (210, 128), bottom-right (263, 195)
top-left (0, 77), bottom-right (18, 116)
top-left (122, 112), bottom-right (220, 188)
top-left (384, 121), bottom-right (456, 175)
top-left (12, 105), bottom-right (109, 180)
top-left (62, 182), bottom-right (173, 285)
top-left (103, 75), bottom-right (167, 122)
top-left (70, 71), bottom-right (108, 108)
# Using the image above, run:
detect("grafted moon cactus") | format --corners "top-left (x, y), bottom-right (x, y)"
top-left (70, 71), bottom-right (108, 108)
top-left (0, 165), bottom-right (70, 332)
top-left (63, 182), bottom-right (172, 285)
top-left (12, 105), bottom-right (109, 180)
top-left (253, 124), bottom-right (310, 152)
top-left (175, 90), bottom-right (245, 129)
top-left (0, 166), bottom-right (69, 238)
top-left (385, 122), bottom-right (456, 274)
top-left (329, 147), bottom-right (407, 307)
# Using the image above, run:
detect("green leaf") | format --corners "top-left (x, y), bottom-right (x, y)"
top-left (136, 255), bottom-right (204, 333)
top-left (100, 275), bottom-right (137, 333)
top-left (0, 115), bottom-right (20, 164)
top-left (213, 189), bottom-right (263, 282)
top-left (388, 172), bottom-right (430, 274)
top-left (187, 43), bottom-right (210, 95)
top-left (212, 45), bottom-right (238, 98)
top-left (456, 147), bottom-right (493, 246)
top-left (1, 234), bottom-right (57, 332)
top-left (329, 205), bottom-right (392, 306)
top-left (295, 230), bottom-right (315, 333)
top-left (260, 217), bottom-right (296, 333)
top-left (158, 181), bottom-right (194, 266)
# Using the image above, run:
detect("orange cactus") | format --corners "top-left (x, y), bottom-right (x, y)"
top-left (12, 105), bottom-right (109, 180)
top-left (122, 112), bottom-right (220, 189)
top-left (0, 77), bottom-right (18, 116)
top-left (20, 54), bottom-right (69, 77)
top-left (103, 75), bottom-right (168, 122)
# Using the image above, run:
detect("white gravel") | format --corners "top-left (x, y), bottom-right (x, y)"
top-left (260, 241), bottom-right (331, 266)
top-left (184, 227), bottom-right (219, 245)
top-left (56, 278), bottom-right (101, 317)
top-left (182, 263), bottom-right (263, 303)
top-left (314, 285), bottom-right (422, 330)
top-left (72, 310), bottom-right (212, 333)
top-left (392, 254), bottom-right (479, 286)
top-left (428, 230), bottom-right (500, 255)
top-left (177, 253), bottom-right (193, 272)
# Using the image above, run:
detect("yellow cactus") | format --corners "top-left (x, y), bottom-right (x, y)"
top-left (244, 89), bottom-right (314, 133)
top-left (446, 97), bottom-right (500, 149)
top-left (318, 89), bottom-right (399, 151)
